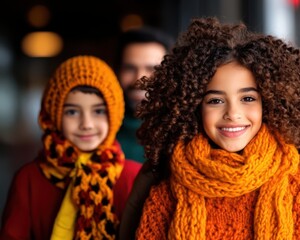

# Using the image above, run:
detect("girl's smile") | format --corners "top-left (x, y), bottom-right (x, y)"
top-left (76, 134), bottom-right (98, 141)
top-left (217, 125), bottom-right (249, 138)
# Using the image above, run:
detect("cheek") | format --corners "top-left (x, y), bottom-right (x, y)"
top-left (201, 110), bottom-right (213, 138)
top-left (119, 72), bottom-right (135, 88)
top-left (61, 118), bottom-right (75, 137)
top-left (248, 105), bottom-right (263, 124)
top-left (202, 107), bottom-right (218, 128)
top-left (105, 122), bottom-right (110, 134)
top-left (98, 118), bottom-right (109, 134)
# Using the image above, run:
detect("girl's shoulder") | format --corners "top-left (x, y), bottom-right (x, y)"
top-left (12, 160), bottom-right (41, 181)
top-left (123, 159), bottom-right (142, 174)
top-left (113, 160), bottom-right (142, 219)
top-left (116, 159), bottom-right (142, 190)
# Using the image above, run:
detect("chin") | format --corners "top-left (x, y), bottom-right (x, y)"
top-left (223, 145), bottom-right (245, 153)
top-left (80, 148), bottom-right (97, 153)
top-left (77, 145), bottom-right (98, 152)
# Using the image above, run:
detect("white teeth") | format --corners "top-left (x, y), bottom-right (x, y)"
top-left (221, 127), bottom-right (245, 132)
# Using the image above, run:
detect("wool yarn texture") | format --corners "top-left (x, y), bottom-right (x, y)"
top-left (168, 124), bottom-right (299, 240)
top-left (136, 124), bottom-right (300, 239)
top-left (38, 55), bottom-right (125, 239)
top-left (39, 55), bottom-right (124, 150)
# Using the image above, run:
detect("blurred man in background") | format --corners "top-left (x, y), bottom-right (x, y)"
top-left (114, 27), bottom-right (174, 163)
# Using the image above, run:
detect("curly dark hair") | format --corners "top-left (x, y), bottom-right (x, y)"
top-left (136, 17), bottom-right (300, 177)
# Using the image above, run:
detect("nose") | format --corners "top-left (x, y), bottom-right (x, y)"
top-left (80, 113), bottom-right (93, 130)
top-left (223, 103), bottom-right (242, 121)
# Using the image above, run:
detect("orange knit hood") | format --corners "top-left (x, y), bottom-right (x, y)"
top-left (38, 55), bottom-right (124, 150)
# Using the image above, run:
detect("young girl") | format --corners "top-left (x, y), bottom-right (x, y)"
top-left (0, 55), bottom-right (141, 240)
top-left (132, 17), bottom-right (300, 239)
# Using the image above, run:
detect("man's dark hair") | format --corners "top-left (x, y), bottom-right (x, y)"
top-left (114, 26), bottom-right (174, 72)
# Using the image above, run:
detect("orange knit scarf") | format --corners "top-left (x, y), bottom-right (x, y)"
top-left (39, 129), bottom-right (124, 239)
top-left (168, 124), bottom-right (299, 240)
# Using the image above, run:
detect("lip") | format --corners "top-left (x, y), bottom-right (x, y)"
top-left (76, 134), bottom-right (97, 141)
top-left (217, 125), bottom-right (249, 138)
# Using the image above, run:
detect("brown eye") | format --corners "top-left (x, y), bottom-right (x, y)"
top-left (64, 108), bottom-right (78, 116)
top-left (94, 107), bottom-right (107, 115)
top-left (207, 98), bottom-right (223, 104)
top-left (242, 96), bottom-right (255, 102)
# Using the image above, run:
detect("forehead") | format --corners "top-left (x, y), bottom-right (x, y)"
top-left (207, 62), bottom-right (257, 91)
top-left (64, 90), bottom-right (105, 104)
top-left (122, 42), bottom-right (166, 64)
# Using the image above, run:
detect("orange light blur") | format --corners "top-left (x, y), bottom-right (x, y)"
top-left (120, 14), bottom-right (144, 32)
top-left (21, 31), bottom-right (63, 57)
top-left (27, 5), bottom-right (51, 28)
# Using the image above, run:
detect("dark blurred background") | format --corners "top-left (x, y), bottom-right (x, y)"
top-left (0, 0), bottom-right (299, 223)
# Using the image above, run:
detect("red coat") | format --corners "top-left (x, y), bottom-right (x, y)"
top-left (0, 159), bottom-right (141, 240)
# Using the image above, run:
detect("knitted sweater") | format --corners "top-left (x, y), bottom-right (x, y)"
top-left (136, 172), bottom-right (300, 239)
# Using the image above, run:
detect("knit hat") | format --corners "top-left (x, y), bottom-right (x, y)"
top-left (39, 55), bottom-right (124, 149)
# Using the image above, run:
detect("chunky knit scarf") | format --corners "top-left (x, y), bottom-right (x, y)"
top-left (168, 124), bottom-right (299, 240)
top-left (39, 129), bottom-right (125, 239)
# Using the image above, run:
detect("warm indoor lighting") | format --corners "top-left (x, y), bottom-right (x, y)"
top-left (21, 31), bottom-right (63, 57)
top-left (27, 5), bottom-right (51, 28)
top-left (120, 14), bottom-right (144, 32)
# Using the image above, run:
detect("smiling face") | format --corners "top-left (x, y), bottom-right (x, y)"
top-left (61, 91), bottom-right (109, 152)
top-left (201, 62), bottom-right (263, 152)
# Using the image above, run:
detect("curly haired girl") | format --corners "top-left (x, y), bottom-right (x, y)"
top-left (128, 17), bottom-right (300, 239)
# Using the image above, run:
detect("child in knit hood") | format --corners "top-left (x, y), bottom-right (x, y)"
top-left (0, 55), bottom-right (141, 240)
top-left (131, 17), bottom-right (300, 239)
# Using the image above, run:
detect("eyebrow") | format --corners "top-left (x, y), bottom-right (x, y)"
top-left (203, 87), bottom-right (258, 96)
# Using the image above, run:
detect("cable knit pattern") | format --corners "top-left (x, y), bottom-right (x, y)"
top-left (136, 181), bottom-right (176, 240)
top-left (136, 125), bottom-right (300, 239)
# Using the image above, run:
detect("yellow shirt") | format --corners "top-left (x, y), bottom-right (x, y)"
top-left (50, 153), bottom-right (91, 240)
